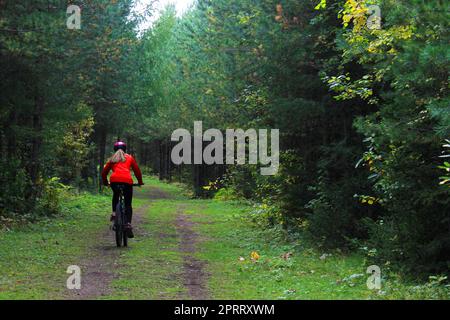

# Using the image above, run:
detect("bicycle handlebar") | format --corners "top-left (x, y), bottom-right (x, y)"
top-left (105, 183), bottom-right (143, 187)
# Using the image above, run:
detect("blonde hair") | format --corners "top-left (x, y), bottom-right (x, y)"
top-left (110, 149), bottom-right (126, 163)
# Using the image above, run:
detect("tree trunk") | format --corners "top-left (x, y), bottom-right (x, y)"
top-left (166, 138), bottom-right (172, 182)
top-left (6, 109), bottom-right (16, 158)
top-left (193, 164), bottom-right (205, 197)
top-left (158, 139), bottom-right (163, 180)
top-left (98, 127), bottom-right (107, 192)
top-left (29, 93), bottom-right (44, 185)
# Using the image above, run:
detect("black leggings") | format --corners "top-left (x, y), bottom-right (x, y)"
top-left (111, 183), bottom-right (133, 224)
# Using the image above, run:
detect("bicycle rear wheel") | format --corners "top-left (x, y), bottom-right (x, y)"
top-left (121, 202), bottom-right (128, 247)
top-left (115, 202), bottom-right (124, 247)
top-left (123, 225), bottom-right (128, 247)
top-left (115, 227), bottom-right (123, 247)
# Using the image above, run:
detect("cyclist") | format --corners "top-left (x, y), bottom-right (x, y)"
top-left (102, 140), bottom-right (144, 238)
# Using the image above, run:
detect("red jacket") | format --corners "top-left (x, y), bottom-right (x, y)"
top-left (102, 154), bottom-right (143, 185)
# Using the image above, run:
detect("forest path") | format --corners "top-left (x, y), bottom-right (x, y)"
top-left (174, 207), bottom-right (210, 299)
top-left (63, 189), bottom-right (152, 299)
top-left (0, 177), bottom-right (380, 300)
top-left (66, 182), bottom-right (209, 300)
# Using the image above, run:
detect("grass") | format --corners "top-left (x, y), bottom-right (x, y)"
top-left (185, 200), bottom-right (374, 299)
top-left (107, 182), bottom-right (449, 300)
top-left (104, 194), bottom-right (376, 299)
top-left (0, 187), bottom-right (146, 300)
top-left (140, 176), bottom-right (189, 200)
top-left (0, 192), bottom-right (111, 299)
top-left (104, 200), bottom-right (187, 299)
top-left (0, 177), bottom-right (448, 300)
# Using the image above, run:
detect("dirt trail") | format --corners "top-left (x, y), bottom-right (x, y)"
top-left (175, 212), bottom-right (209, 300)
top-left (65, 186), bottom-right (162, 300)
top-left (65, 185), bottom-right (209, 300)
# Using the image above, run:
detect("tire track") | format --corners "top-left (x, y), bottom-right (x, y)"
top-left (175, 212), bottom-right (210, 300)
top-left (64, 185), bottom-right (166, 300)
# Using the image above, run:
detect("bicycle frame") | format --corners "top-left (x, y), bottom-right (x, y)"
top-left (113, 183), bottom-right (140, 247)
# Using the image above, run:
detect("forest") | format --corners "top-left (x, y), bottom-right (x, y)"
top-left (0, 0), bottom-right (449, 299)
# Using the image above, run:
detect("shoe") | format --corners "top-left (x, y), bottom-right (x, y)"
top-left (125, 223), bottom-right (134, 238)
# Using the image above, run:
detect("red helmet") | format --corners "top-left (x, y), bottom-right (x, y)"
top-left (114, 140), bottom-right (127, 152)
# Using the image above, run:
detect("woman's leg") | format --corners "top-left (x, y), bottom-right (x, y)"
top-left (111, 183), bottom-right (120, 215)
top-left (123, 184), bottom-right (133, 224)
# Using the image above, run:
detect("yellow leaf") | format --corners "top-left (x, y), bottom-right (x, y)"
top-left (250, 251), bottom-right (260, 260)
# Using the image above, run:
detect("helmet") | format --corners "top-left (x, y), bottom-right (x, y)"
top-left (113, 140), bottom-right (127, 152)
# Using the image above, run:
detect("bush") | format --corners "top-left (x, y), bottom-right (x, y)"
top-left (213, 187), bottom-right (239, 201)
top-left (34, 177), bottom-right (68, 217)
top-left (0, 159), bottom-right (31, 220)
top-left (306, 175), bottom-right (369, 249)
top-left (379, 275), bottom-right (450, 300)
top-left (0, 159), bottom-right (67, 226)
top-left (224, 165), bottom-right (258, 199)
top-left (355, 132), bottom-right (450, 276)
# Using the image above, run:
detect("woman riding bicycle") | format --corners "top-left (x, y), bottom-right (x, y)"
top-left (102, 140), bottom-right (144, 238)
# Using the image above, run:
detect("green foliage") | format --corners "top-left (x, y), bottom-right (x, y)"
top-left (0, 0), bottom-right (140, 219)
top-left (0, 159), bottom-right (31, 221)
top-left (439, 140), bottom-right (450, 186)
top-left (213, 187), bottom-right (239, 201)
top-left (380, 275), bottom-right (449, 300)
top-left (324, 0), bottom-right (450, 276)
top-left (54, 104), bottom-right (95, 188)
top-left (1, 0), bottom-right (448, 281)
top-left (137, 0), bottom-right (449, 277)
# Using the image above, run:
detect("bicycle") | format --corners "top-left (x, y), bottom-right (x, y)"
top-left (112, 183), bottom-right (140, 247)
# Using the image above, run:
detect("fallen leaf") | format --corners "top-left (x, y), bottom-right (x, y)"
top-left (250, 251), bottom-right (260, 261)
top-left (281, 252), bottom-right (293, 260)
top-left (284, 289), bottom-right (296, 294)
